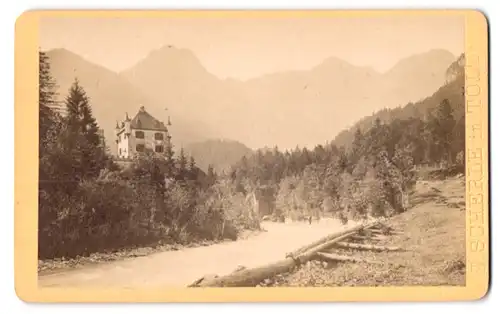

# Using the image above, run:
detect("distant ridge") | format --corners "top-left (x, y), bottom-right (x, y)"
top-left (46, 46), bottom-right (456, 151)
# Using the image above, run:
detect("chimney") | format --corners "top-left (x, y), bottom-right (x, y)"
top-left (140, 105), bottom-right (145, 112)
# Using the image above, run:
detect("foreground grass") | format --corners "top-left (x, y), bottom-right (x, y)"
top-left (269, 177), bottom-right (466, 287)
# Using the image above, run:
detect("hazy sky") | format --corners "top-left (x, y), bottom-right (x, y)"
top-left (40, 15), bottom-right (464, 80)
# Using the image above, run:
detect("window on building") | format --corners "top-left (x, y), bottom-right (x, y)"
top-left (155, 145), bottom-right (164, 153)
top-left (154, 132), bottom-right (164, 140)
top-left (119, 148), bottom-right (122, 155)
top-left (136, 144), bottom-right (145, 152)
top-left (135, 131), bottom-right (145, 139)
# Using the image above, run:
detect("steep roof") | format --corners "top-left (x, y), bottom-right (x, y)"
top-left (130, 106), bottom-right (168, 131)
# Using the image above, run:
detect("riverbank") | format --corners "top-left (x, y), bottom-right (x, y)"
top-left (267, 178), bottom-right (466, 287)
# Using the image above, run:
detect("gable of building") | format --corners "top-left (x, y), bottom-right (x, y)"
top-left (130, 107), bottom-right (168, 131)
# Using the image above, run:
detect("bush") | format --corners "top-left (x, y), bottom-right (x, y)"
top-left (39, 177), bottom-right (151, 258)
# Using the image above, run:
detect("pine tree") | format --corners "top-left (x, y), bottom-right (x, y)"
top-left (64, 78), bottom-right (106, 179)
top-left (434, 99), bottom-right (456, 165)
top-left (336, 148), bottom-right (349, 173)
top-left (38, 50), bottom-right (59, 151)
top-left (163, 134), bottom-right (175, 176)
top-left (80, 99), bottom-right (100, 147)
top-left (349, 127), bottom-right (364, 171)
top-left (207, 164), bottom-right (217, 186)
top-left (423, 109), bottom-right (439, 165)
top-left (452, 114), bottom-right (466, 163)
top-left (188, 156), bottom-right (196, 172)
top-left (65, 78), bottom-right (85, 128)
top-left (39, 50), bottom-right (57, 113)
top-left (351, 128), bottom-right (364, 156)
top-left (187, 155), bottom-right (197, 181)
top-left (176, 148), bottom-right (188, 179)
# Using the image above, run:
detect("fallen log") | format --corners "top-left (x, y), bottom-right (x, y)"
top-left (314, 252), bottom-right (384, 265)
top-left (366, 225), bottom-right (404, 234)
top-left (333, 242), bottom-right (403, 252)
top-left (196, 258), bottom-right (297, 287)
top-left (389, 230), bottom-right (405, 235)
top-left (188, 273), bottom-right (219, 287)
top-left (372, 235), bottom-right (390, 241)
top-left (195, 233), bottom-right (353, 288)
top-left (194, 219), bottom-right (385, 287)
top-left (349, 235), bottom-right (372, 241)
top-left (195, 231), bottom-right (360, 287)
top-left (364, 228), bottom-right (396, 237)
top-left (288, 218), bottom-right (386, 258)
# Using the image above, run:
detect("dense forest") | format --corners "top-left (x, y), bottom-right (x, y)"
top-left (38, 50), bottom-right (465, 259)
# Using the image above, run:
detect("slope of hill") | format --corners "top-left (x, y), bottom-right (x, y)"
top-left (380, 49), bottom-right (457, 105)
top-left (45, 48), bottom-right (216, 153)
top-left (333, 54), bottom-right (465, 149)
top-left (184, 139), bottom-right (253, 173)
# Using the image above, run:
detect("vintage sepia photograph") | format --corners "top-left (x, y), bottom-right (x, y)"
top-left (34, 12), bottom-right (471, 290)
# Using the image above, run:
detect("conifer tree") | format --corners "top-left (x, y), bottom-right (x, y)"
top-left (64, 78), bottom-right (106, 179)
top-left (434, 99), bottom-right (456, 165)
top-left (188, 155), bottom-right (196, 172)
top-left (163, 134), bottom-right (175, 177)
top-left (187, 155), bottom-right (198, 181)
top-left (38, 50), bottom-right (59, 151)
top-left (176, 148), bottom-right (188, 179)
top-left (207, 164), bottom-right (217, 186)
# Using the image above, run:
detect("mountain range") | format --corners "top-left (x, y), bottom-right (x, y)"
top-left (45, 46), bottom-right (457, 170)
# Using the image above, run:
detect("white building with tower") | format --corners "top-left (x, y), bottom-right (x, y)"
top-left (115, 106), bottom-right (171, 159)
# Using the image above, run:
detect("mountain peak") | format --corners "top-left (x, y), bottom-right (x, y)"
top-left (315, 56), bottom-right (354, 70)
top-left (46, 48), bottom-right (85, 61)
top-left (312, 56), bottom-right (379, 78)
top-left (121, 44), bottom-right (208, 80)
top-left (152, 44), bottom-right (196, 56)
top-left (387, 49), bottom-right (455, 73)
top-left (141, 44), bottom-right (201, 66)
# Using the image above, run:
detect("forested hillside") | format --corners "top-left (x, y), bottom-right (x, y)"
top-left (333, 53), bottom-right (465, 149)
top-left (184, 139), bottom-right (253, 173)
top-left (226, 54), bottom-right (465, 221)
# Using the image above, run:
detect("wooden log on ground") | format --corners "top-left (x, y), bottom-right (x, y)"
top-left (314, 252), bottom-right (384, 265)
top-left (364, 228), bottom-right (395, 237)
top-left (317, 251), bottom-right (406, 268)
top-left (196, 232), bottom-right (359, 287)
top-left (288, 218), bottom-right (386, 258)
top-left (365, 228), bottom-right (385, 234)
top-left (196, 258), bottom-right (297, 287)
top-left (333, 242), bottom-right (403, 252)
top-left (389, 230), bottom-right (405, 235)
top-left (349, 235), bottom-right (372, 241)
top-left (194, 220), bottom-right (385, 287)
top-left (366, 225), bottom-right (404, 235)
top-left (350, 234), bottom-right (388, 242)
top-left (188, 273), bottom-right (219, 287)
top-left (372, 235), bottom-right (390, 241)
